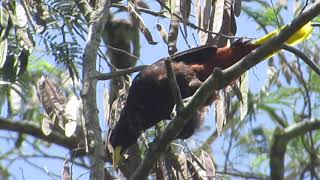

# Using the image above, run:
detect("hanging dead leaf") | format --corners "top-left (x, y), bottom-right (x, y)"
top-left (198, 0), bottom-right (212, 45)
top-left (155, 161), bottom-right (165, 180)
top-left (210, 0), bottom-right (237, 46)
top-left (9, 84), bottom-right (23, 115)
top-left (0, 39), bottom-right (8, 69)
top-left (180, 0), bottom-right (191, 37)
top-left (64, 95), bottom-right (81, 137)
top-left (240, 71), bottom-right (249, 121)
top-left (156, 23), bottom-right (169, 44)
top-left (234, 0), bottom-right (242, 17)
top-left (168, 0), bottom-right (180, 55)
top-left (128, 2), bottom-right (157, 45)
top-left (211, 0), bottom-right (225, 35)
top-left (62, 160), bottom-right (71, 180)
top-left (186, 158), bottom-right (206, 180)
top-left (195, 0), bottom-right (202, 32)
top-left (201, 150), bottom-right (216, 178)
top-left (103, 88), bottom-right (110, 125)
top-left (214, 91), bottom-right (226, 136)
top-left (42, 114), bottom-right (54, 136)
top-left (177, 153), bottom-right (189, 180)
top-left (38, 75), bottom-right (67, 130)
top-left (110, 78), bottom-right (130, 129)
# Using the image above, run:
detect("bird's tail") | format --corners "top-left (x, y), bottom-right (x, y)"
top-left (252, 22), bottom-right (313, 58)
top-left (253, 22), bottom-right (313, 46)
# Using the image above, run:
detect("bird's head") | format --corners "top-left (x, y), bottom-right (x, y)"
top-left (229, 38), bottom-right (259, 61)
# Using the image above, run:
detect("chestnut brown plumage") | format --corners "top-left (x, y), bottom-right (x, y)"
top-left (109, 39), bottom-right (258, 164)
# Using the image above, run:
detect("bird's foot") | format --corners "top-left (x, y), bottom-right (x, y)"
top-left (171, 97), bottom-right (192, 119)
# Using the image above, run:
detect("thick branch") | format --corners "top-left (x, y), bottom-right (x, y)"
top-left (0, 117), bottom-right (80, 150)
top-left (130, 2), bottom-right (320, 179)
top-left (270, 118), bottom-right (320, 180)
top-left (81, 0), bottom-right (111, 179)
top-left (96, 65), bottom-right (148, 80)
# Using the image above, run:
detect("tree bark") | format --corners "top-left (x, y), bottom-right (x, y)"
top-left (81, 0), bottom-right (111, 179)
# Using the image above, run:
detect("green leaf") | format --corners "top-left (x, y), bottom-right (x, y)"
top-left (251, 153), bottom-right (267, 169)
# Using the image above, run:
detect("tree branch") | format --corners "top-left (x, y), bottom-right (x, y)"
top-left (81, 0), bottom-right (111, 179)
top-left (130, 2), bottom-right (320, 179)
top-left (281, 44), bottom-right (320, 77)
top-left (270, 118), bottom-right (320, 180)
top-left (96, 65), bottom-right (148, 80)
top-left (0, 117), bottom-right (80, 150)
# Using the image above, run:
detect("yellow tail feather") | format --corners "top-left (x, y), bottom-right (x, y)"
top-left (253, 22), bottom-right (313, 47)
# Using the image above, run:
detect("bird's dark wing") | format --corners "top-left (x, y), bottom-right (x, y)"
top-left (170, 45), bottom-right (217, 63)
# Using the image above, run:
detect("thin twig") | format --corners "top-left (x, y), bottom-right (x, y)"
top-left (96, 65), bottom-right (148, 80)
top-left (164, 57), bottom-right (184, 112)
top-left (281, 44), bottom-right (320, 77)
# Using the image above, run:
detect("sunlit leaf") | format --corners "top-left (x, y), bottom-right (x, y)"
top-left (0, 39), bottom-right (8, 69)
top-left (104, 88), bottom-right (110, 125)
top-left (199, 0), bottom-right (211, 45)
top-left (177, 153), bottom-right (189, 180)
top-left (42, 114), bottom-right (54, 136)
top-left (214, 91), bottom-right (226, 135)
top-left (65, 95), bottom-right (81, 137)
top-left (240, 71), bottom-right (249, 121)
top-left (212, 0), bottom-right (225, 34)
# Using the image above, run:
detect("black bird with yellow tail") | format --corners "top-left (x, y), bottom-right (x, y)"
top-left (108, 22), bottom-right (314, 166)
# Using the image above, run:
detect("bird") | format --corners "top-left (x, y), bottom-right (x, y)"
top-left (108, 22), bottom-right (313, 166)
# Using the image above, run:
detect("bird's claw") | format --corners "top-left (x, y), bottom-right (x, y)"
top-left (171, 97), bottom-right (192, 118)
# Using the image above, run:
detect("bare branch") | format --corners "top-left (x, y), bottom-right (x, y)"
top-left (96, 65), bottom-right (148, 80)
top-left (0, 117), bottom-right (80, 150)
top-left (281, 44), bottom-right (320, 77)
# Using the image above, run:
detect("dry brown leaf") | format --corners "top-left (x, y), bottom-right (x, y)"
top-left (156, 23), bottom-right (169, 44)
top-left (177, 153), bottom-right (189, 180)
top-left (240, 71), bottom-right (249, 121)
top-left (210, 0), bottom-right (237, 46)
top-left (103, 88), bottom-right (110, 125)
top-left (128, 2), bottom-right (157, 45)
top-left (168, 0), bottom-right (180, 54)
top-left (234, 0), bottom-right (242, 17)
top-left (201, 150), bottom-right (216, 178)
top-left (211, 0), bottom-right (225, 35)
top-left (62, 160), bottom-right (71, 180)
top-left (199, 0), bottom-right (212, 45)
top-left (180, 0), bottom-right (191, 37)
top-left (186, 158), bottom-right (206, 180)
top-left (42, 113), bottom-right (54, 136)
top-left (38, 75), bottom-right (67, 129)
top-left (195, 0), bottom-right (202, 32)
top-left (214, 91), bottom-right (226, 136)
